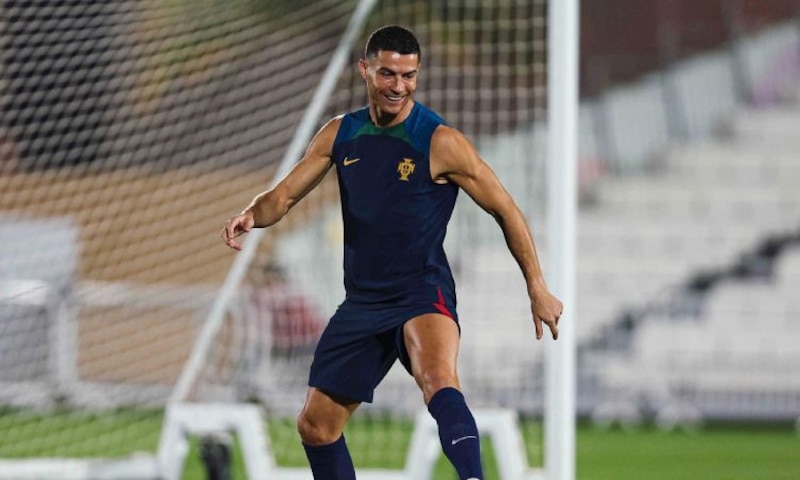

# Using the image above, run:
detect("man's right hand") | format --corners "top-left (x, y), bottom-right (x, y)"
top-left (221, 211), bottom-right (255, 251)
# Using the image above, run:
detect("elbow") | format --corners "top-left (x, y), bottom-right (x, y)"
top-left (275, 191), bottom-right (293, 217)
top-left (490, 210), bottom-right (505, 227)
top-left (273, 192), bottom-right (294, 223)
top-left (253, 189), bottom-right (291, 227)
top-left (489, 205), bottom-right (514, 225)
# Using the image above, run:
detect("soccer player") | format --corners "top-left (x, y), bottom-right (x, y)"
top-left (222, 25), bottom-right (563, 480)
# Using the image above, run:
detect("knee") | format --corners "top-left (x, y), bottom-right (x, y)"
top-left (297, 410), bottom-right (341, 446)
top-left (417, 368), bottom-right (459, 402)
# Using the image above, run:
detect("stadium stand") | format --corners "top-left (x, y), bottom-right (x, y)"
top-left (585, 97), bottom-right (800, 423)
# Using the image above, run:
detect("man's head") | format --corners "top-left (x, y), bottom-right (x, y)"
top-left (364, 25), bottom-right (420, 61)
top-left (359, 25), bottom-right (421, 125)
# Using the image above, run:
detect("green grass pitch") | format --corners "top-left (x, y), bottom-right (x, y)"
top-left (1, 409), bottom-right (798, 479)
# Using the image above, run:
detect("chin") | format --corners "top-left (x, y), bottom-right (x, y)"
top-left (384, 105), bottom-right (403, 115)
top-left (384, 100), bottom-right (408, 114)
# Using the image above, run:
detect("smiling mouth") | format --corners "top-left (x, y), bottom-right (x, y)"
top-left (384, 94), bottom-right (404, 103)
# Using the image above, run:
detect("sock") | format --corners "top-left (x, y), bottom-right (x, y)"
top-left (427, 387), bottom-right (484, 480)
top-left (302, 435), bottom-right (356, 480)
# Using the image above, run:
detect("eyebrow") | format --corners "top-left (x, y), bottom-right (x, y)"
top-left (377, 67), bottom-right (418, 76)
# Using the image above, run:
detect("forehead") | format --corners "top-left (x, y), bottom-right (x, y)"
top-left (365, 50), bottom-right (420, 71)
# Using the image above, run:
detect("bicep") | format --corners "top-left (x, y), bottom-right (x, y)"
top-left (274, 119), bottom-right (338, 204)
top-left (452, 159), bottom-right (516, 218)
top-left (433, 128), bottom-right (515, 218)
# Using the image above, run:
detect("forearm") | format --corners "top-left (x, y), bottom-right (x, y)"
top-left (243, 188), bottom-right (290, 228)
top-left (495, 207), bottom-right (549, 298)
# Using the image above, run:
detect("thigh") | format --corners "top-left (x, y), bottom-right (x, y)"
top-left (309, 309), bottom-right (399, 403)
top-left (402, 313), bottom-right (461, 402)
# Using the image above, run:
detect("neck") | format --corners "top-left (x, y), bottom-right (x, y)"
top-left (370, 100), bottom-right (414, 127)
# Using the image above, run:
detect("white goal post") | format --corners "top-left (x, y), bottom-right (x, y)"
top-left (545, 1), bottom-right (579, 480)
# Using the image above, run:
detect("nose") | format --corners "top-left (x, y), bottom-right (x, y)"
top-left (391, 75), bottom-right (404, 93)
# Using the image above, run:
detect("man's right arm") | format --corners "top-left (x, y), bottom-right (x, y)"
top-left (221, 117), bottom-right (340, 251)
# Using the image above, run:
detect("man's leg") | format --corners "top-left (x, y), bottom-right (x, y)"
top-left (404, 314), bottom-right (484, 480)
top-left (298, 387), bottom-right (360, 480)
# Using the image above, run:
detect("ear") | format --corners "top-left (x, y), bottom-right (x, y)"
top-left (358, 58), bottom-right (369, 81)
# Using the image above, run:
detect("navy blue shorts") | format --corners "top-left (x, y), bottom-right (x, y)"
top-left (308, 301), bottom-right (458, 403)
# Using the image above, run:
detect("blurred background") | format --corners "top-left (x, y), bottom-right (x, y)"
top-left (1, 0), bottom-right (799, 478)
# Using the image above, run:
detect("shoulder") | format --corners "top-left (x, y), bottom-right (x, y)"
top-left (322, 114), bottom-right (345, 136)
top-left (430, 125), bottom-right (482, 178)
top-left (431, 125), bottom-right (476, 159)
top-left (308, 115), bottom-right (344, 153)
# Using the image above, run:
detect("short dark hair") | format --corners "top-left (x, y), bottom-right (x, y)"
top-left (364, 25), bottom-right (421, 61)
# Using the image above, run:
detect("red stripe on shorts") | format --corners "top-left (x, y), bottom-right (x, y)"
top-left (433, 286), bottom-right (454, 318)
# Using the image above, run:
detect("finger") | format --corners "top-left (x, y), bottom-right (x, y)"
top-left (548, 319), bottom-right (559, 340)
top-left (221, 226), bottom-right (233, 245)
top-left (228, 235), bottom-right (242, 250)
top-left (221, 224), bottom-right (243, 251)
top-left (226, 219), bottom-right (240, 240)
top-left (534, 316), bottom-right (543, 340)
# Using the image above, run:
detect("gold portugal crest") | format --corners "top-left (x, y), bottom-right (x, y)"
top-left (397, 158), bottom-right (415, 181)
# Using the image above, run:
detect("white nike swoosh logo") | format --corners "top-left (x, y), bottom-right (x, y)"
top-left (343, 157), bottom-right (361, 166)
top-left (451, 435), bottom-right (478, 445)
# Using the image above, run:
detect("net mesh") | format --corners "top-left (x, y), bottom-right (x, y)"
top-left (0, 0), bottom-right (549, 471)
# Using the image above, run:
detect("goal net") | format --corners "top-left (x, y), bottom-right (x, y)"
top-left (0, 0), bottom-right (551, 477)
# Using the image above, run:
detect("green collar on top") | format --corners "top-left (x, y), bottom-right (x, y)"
top-left (354, 119), bottom-right (413, 146)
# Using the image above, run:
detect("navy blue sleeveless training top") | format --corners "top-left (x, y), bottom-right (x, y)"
top-left (331, 102), bottom-right (459, 312)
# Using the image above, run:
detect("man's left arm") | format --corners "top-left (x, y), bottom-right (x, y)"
top-left (430, 126), bottom-right (563, 340)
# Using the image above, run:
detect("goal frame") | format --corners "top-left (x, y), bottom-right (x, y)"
top-left (544, 1), bottom-right (579, 480)
top-left (0, 0), bottom-right (579, 477)
top-left (172, 0), bottom-right (581, 479)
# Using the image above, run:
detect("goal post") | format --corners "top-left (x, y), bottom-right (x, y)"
top-left (545, 0), bottom-right (579, 480)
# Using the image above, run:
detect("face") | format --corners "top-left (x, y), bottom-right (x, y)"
top-left (359, 50), bottom-right (419, 125)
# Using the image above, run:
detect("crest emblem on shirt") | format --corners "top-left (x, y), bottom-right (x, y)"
top-left (397, 158), bottom-right (415, 181)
